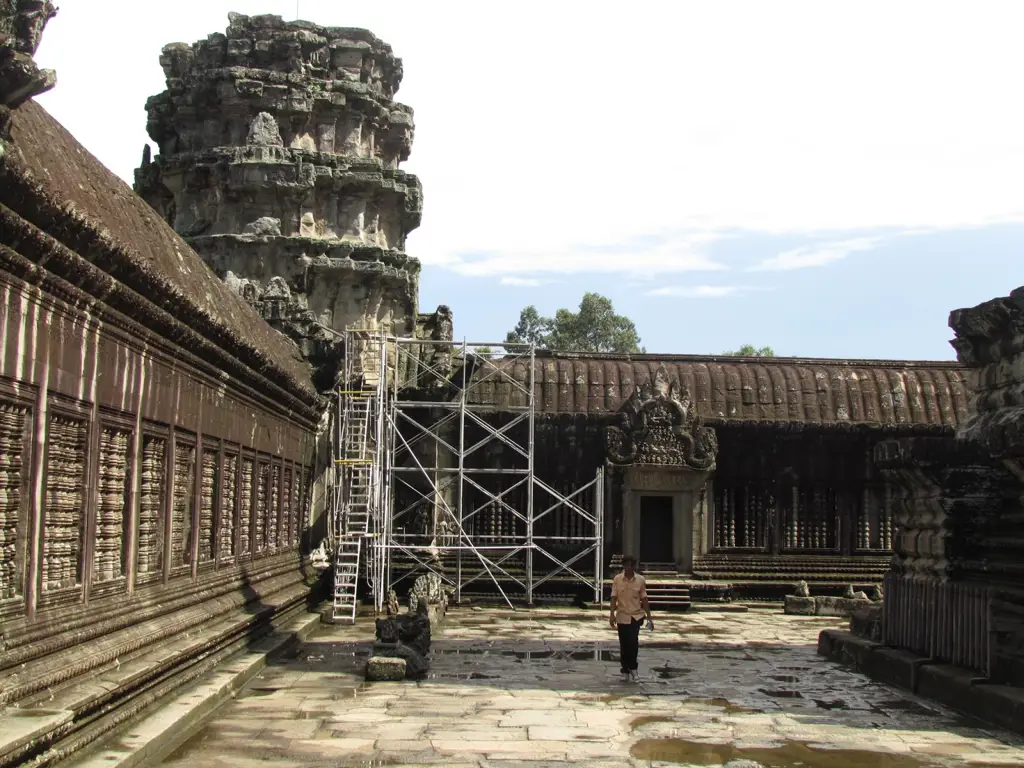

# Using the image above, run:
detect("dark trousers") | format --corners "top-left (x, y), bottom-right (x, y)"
top-left (617, 617), bottom-right (642, 672)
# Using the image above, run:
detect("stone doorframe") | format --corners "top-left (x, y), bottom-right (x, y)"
top-left (621, 464), bottom-right (712, 573)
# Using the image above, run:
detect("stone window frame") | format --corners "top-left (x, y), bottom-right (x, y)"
top-left (87, 407), bottom-right (138, 602)
top-left (778, 484), bottom-right (844, 554)
top-left (0, 378), bottom-right (35, 622)
top-left (297, 464), bottom-right (310, 553)
top-left (252, 453), bottom-right (273, 556)
top-left (237, 449), bottom-right (258, 562)
top-left (196, 438), bottom-right (222, 574)
top-left (216, 446), bottom-right (241, 568)
top-left (708, 480), bottom-right (774, 553)
top-left (37, 392), bottom-right (92, 612)
top-left (168, 429), bottom-right (198, 580)
top-left (135, 422), bottom-right (171, 588)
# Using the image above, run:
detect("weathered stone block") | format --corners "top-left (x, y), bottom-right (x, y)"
top-left (365, 656), bottom-right (406, 681)
top-left (783, 596), bottom-right (815, 615)
top-left (849, 603), bottom-right (882, 642)
top-left (815, 595), bottom-right (872, 617)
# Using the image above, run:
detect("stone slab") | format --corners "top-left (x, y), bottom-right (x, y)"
top-left (818, 627), bottom-right (1024, 736)
top-left (783, 596), bottom-right (815, 615)
top-left (0, 708), bottom-right (73, 763)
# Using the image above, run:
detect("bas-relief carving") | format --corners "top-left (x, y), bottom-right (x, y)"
top-left (605, 365), bottom-right (718, 471)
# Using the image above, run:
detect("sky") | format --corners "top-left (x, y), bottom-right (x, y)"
top-left (33, 1), bottom-right (1023, 360)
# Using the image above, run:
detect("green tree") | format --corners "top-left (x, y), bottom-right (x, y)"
top-left (506, 293), bottom-right (643, 354)
top-left (722, 344), bottom-right (775, 357)
top-left (504, 306), bottom-right (553, 348)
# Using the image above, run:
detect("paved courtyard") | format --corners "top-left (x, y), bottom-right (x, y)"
top-left (158, 607), bottom-right (1024, 767)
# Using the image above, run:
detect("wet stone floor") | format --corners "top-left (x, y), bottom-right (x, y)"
top-left (159, 607), bottom-right (1024, 768)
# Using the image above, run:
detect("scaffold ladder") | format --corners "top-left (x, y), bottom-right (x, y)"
top-left (332, 330), bottom-right (388, 623)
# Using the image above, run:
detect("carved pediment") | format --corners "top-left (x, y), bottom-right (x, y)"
top-left (604, 365), bottom-right (718, 470)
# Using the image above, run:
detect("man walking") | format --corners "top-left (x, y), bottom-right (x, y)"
top-left (609, 555), bottom-right (652, 682)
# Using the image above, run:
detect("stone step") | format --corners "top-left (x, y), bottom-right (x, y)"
top-left (63, 611), bottom-right (323, 768)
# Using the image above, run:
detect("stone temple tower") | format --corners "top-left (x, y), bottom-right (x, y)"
top-left (135, 13), bottom-right (424, 387)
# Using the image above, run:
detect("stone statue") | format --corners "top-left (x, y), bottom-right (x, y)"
top-left (408, 571), bottom-right (452, 617)
top-left (367, 613), bottom-right (431, 679)
top-left (794, 580), bottom-right (810, 597)
top-left (385, 588), bottom-right (400, 616)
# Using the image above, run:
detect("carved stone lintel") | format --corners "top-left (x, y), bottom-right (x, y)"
top-left (604, 364), bottom-right (718, 470)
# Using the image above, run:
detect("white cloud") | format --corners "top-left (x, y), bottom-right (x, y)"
top-left (646, 285), bottom-right (759, 298)
top-left (751, 238), bottom-right (881, 271)
top-left (500, 276), bottom-right (547, 287)
top-left (438, 236), bottom-right (727, 278)
top-left (32, 1), bottom-right (1024, 283)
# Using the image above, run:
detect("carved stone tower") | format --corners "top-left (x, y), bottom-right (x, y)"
top-left (135, 12), bottom-right (423, 387)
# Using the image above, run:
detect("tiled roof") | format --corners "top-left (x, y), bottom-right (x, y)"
top-left (2, 100), bottom-right (316, 403)
top-left (467, 353), bottom-right (968, 429)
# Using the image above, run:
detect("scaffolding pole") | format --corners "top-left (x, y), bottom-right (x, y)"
top-left (332, 333), bottom-right (605, 617)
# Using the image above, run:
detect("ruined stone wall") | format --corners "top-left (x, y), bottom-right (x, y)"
top-left (0, 268), bottom-right (315, 623)
top-left (136, 13), bottom-right (424, 386)
top-left (948, 287), bottom-right (1024, 686)
top-left (865, 287), bottom-right (1024, 684)
top-left (0, 7), bottom-right (323, 758)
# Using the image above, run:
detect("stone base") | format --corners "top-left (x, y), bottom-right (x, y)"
top-left (784, 595), bottom-right (873, 617)
top-left (366, 656), bottom-right (407, 681)
top-left (818, 629), bottom-right (1024, 736)
top-left (849, 603), bottom-right (883, 642)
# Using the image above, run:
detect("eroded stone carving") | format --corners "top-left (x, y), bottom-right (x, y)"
top-left (408, 571), bottom-right (452, 619)
top-left (0, 1), bottom-right (57, 114)
top-left (369, 613), bottom-right (431, 679)
top-left (136, 13), bottom-right (425, 387)
top-left (247, 112), bottom-right (283, 146)
top-left (605, 365), bottom-right (718, 469)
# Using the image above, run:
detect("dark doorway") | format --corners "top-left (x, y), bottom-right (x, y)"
top-left (639, 495), bottom-right (674, 565)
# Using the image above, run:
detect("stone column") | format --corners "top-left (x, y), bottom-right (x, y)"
top-left (949, 287), bottom-right (1024, 686)
top-left (874, 436), bottom-right (1009, 674)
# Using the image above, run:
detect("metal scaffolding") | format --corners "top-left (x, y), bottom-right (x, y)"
top-left (332, 332), bottom-right (604, 617)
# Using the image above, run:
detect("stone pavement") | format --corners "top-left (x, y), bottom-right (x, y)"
top-left (156, 607), bottom-right (1024, 767)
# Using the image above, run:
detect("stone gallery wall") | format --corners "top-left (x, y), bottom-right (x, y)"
top-left (0, 7), bottom-right (322, 760)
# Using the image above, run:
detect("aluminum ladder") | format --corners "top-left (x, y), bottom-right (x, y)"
top-left (333, 391), bottom-right (375, 623)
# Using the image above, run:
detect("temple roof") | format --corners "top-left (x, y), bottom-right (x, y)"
top-left (466, 352), bottom-right (968, 430)
top-left (1, 100), bottom-right (317, 405)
